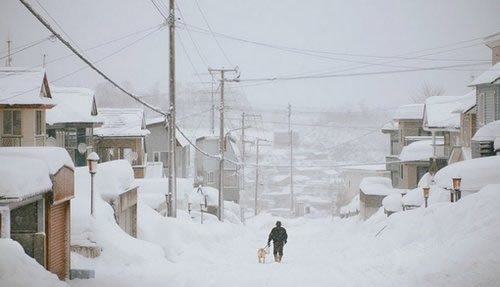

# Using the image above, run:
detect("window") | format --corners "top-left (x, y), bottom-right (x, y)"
top-left (3, 110), bottom-right (21, 135)
top-left (207, 171), bottom-right (215, 183)
top-left (35, 110), bottom-right (42, 135)
top-left (153, 152), bottom-right (160, 162)
top-left (121, 148), bottom-right (136, 165)
top-left (101, 148), bottom-right (115, 162)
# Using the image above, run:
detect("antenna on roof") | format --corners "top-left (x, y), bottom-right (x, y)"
top-left (42, 53), bottom-right (47, 68)
top-left (6, 37), bottom-right (12, 67)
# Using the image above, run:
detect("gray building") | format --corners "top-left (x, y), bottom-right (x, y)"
top-left (194, 135), bottom-right (240, 202)
top-left (145, 117), bottom-right (190, 178)
top-left (470, 32), bottom-right (500, 157)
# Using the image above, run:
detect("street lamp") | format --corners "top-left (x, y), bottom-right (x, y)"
top-left (87, 152), bottom-right (99, 217)
top-left (452, 177), bottom-right (462, 201)
top-left (422, 187), bottom-right (430, 208)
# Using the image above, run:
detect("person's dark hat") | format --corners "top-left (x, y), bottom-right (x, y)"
top-left (276, 221), bottom-right (282, 227)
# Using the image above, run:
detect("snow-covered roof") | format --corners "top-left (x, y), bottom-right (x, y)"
top-left (0, 147), bottom-right (74, 174)
top-left (94, 108), bottom-right (150, 137)
top-left (145, 116), bottom-right (165, 126)
top-left (472, 119), bottom-right (500, 142)
top-left (0, 155), bottom-right (52, 201)
top-left (423, 94), bottom-right (475, 130)
top-left (470, 61), bottom-right (500, 86)
top-left (341, 164), bottom-right (387, 171)
top-left (359, 177), bottom-right (397, 196)
top-left (0, 67), bottom-right (54, 107)
top-left (392, 104), bottom-right (424, 120)
top-left (434, 155), bottom-right (500, 192)
top-left (399, 140), bottom-right (441, 162)
top-left (452, 90), bottom-right (476, 114)
top-left (381, 120), bottom-right (399, 132)
top-left (46, 86), bottom-right (102, 126)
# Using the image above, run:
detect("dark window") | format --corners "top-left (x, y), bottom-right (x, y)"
top-left (3, 110), bottom-right (21, 135)
top-left (35, 111), bottom-right (42, 135)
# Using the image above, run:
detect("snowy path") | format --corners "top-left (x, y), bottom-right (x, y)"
top-left (69, 191), bottom-right (500, 287)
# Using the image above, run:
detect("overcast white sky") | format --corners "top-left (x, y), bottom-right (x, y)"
top-left (1, 0), bottom-right (500, 111)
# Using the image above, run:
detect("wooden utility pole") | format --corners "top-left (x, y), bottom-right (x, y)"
top-left (241, 112), bottom-right (245, 192)
top-left (208, 67), bottom-right (239, 221)
top-left (211, 75), bottom-right (215, 135)
top-left (288, 103), bottom-right (294, 214)
top-left (254, 137), bottom-right (270, 216)
top-left (167, 0), bottom-right (177, 217)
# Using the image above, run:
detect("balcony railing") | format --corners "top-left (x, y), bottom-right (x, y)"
top-left (1, 135), bottom-right (21, 146)
top-left (35, 135), bottom-right (45, 147)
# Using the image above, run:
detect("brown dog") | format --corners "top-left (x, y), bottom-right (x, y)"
top-left (257, 247), bottom-right (267, 264)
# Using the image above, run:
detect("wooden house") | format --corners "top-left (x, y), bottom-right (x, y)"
top-left (93, 108), bottom-right (149, 178)
top-left (0, 147), bottom-right (74, 280)
top-left (46, 86), bottom-right (103, 166)
top-left (0, 68), bottom-right (54, 147)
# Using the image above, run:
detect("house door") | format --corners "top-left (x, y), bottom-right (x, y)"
top-left (46, 200), bottom-right (70, 280)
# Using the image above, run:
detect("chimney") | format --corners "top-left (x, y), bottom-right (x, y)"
top-left (485, 32), bottom-right (500, 65)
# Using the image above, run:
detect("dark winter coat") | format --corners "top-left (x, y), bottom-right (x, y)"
top-left (268, 226), bottom-right (288, 244)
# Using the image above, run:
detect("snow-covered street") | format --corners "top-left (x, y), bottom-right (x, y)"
top-left (66, 185), bottom-right (500, 287)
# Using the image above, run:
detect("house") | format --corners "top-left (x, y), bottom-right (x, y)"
top-left (337, 164), bottom-right (390, 212)
top-left (93, 108), bottom-right (149, 179)
top-left (358, 177), bottom-right (404, 220)
top-left (46, 86), bottom-right (103, 166)
top-left (469, 32), bottom-right (500, 157)
top-left (447, 90), bottom-right (477, 163)
top-left (0, 68), bottom-right (54, 147)
top-left (144, 116), bottom-right (190, 178)
top-left (0, 147), bottom-right (74, 280)
top-left (398, 139), bottom-right (442, 188)
top-left (381, 104), bottom-right (427, 187)
top-left (194, 135), bottom-right (240, 203)
top-left (423, 94), bottom-right (476, 164)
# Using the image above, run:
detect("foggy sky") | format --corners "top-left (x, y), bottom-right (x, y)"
top-left (1, 0), bottom-right (500, 111)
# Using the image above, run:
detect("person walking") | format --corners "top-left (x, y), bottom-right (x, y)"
top-left (267, 221), bottom-right (288, 263)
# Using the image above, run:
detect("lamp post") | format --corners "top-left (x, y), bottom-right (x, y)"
top-left (422, 187), bottom-right (430, 208)
top-left (452, 177), bottom-right (462, 202)
top-left (87, 152), bottom-right (99, 217)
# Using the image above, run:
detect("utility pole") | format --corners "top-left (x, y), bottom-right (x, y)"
top-left (211, 75), bottom-right (215, 135)
top-left (167, 0), bottom-right (177, 217)
top-left (254, 137), bottom-right (270, 216)
top-left (6, 39), bottom-right (12, 67)
top-left (288, 103), bottom-right (294, 214)
top-left (208, 67), bottom-right (239, 221)
top-left (241, 112), bottom-right (245, 192)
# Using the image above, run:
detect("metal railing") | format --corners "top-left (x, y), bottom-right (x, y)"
top-left (1, 136), bottom-right (21, 146)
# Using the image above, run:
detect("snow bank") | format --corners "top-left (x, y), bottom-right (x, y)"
top-left (94, 160), bottom-right (135, 201)
top-left (434, 155), bottom-right (500, 192)
top-left (0, 155), bottom-right (52, 200)
top-left (472, 119), bottom-right (500, 142)
top-left (0, 239), bottom-right (68, 287)
top-left (359, 177), bottom-right (393, 195)
top-left (340, 194), bottom-right (360, 215)
top-left (71, 167), bottom-right (167, 273)
top-left (135, 177), bottom-right (194, 210)
top-left (376, 184), bottom-right (500, 286)
top-left (382, 194), bottom-right (403, 212)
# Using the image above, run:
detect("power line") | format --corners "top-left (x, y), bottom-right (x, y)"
top-left (175, 0), bottom-right (209, 67)
top-left (192, 0), bottom-right (233, 66)
top-left (18, 0), bottom-right (166, 115)
top-left (0, 36), bottom-right (54, 60)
